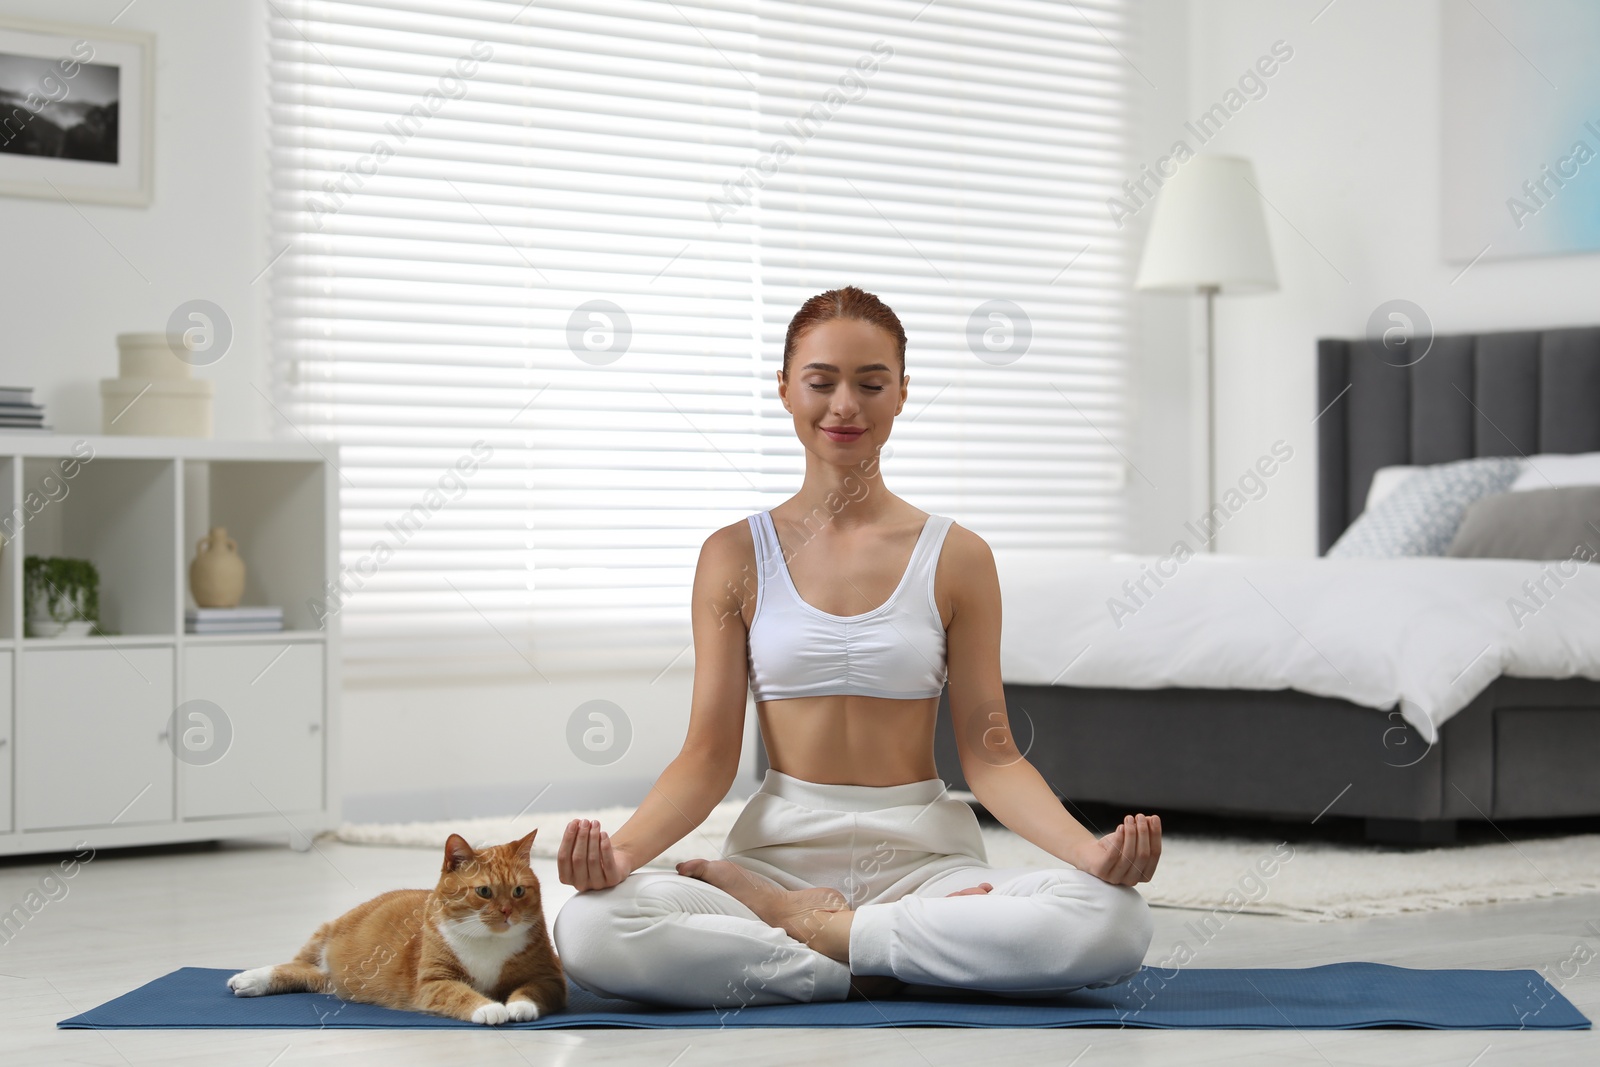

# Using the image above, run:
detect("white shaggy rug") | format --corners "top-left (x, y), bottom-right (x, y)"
top-left (333, 800), bottom-right (1600, 923)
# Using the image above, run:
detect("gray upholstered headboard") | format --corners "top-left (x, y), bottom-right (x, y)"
top-left (1317, 325), bottom-right (1600, 554)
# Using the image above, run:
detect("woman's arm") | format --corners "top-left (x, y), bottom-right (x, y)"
top-left (941, 526), bottom-right (1162, 886)
top-left (560, 524), bottom-right (751, 891)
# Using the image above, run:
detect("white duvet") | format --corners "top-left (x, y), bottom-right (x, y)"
top-left (992, 551), bottom-right (1600, 742)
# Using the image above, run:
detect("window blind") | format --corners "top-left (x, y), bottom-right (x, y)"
top-left (750, 1), bottom-right (1135, 545)
top-left (267, 0), bottom-right (1136, 680)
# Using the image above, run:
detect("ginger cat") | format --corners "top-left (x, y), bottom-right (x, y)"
top-left (228, 830), bottom-right (567, 1024)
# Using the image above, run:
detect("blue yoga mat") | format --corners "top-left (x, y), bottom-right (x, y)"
top-left (57, 963), bottom-right (1589, 1030)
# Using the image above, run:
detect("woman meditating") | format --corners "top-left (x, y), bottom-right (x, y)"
top-left (551, 285), bottom-right (1160, 1007)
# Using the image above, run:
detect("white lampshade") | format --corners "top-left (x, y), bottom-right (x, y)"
top-left (1133, 155), bottom-right (1279, 294)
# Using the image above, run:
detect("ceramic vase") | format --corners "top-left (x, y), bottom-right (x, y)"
top-left (190, 526), bottom-right (246, 608)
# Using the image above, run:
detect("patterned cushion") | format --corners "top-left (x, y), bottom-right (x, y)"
top-left (1327, 456), bottom-right (1525, 558)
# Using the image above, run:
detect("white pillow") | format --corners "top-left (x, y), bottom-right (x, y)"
top-left (1365, 464), bottom-right (1420, 511)
top-left (1510, 451), bottom-right (1600, 491)
top-left (1328, 456), bottom-right (1525, 558)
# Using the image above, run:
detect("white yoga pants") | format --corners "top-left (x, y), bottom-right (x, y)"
top-left (551, 769), bottom-right (1153, 1008)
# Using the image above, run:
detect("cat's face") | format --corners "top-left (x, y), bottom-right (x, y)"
top-left (435, 831), bottom-right (543, 936)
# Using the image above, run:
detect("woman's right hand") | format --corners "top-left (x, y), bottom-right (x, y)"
top-left (557, 818), bottom-right (636, 892)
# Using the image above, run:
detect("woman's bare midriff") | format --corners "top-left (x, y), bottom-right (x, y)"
top-left (755, 693), bottom-right (942, 786)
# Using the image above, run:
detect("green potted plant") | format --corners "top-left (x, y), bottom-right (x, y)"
top-left (24, 555), bottom-right (102, 638)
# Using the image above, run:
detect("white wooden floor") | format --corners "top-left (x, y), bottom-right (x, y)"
top-left (2, 836), bottom-right (1595, 1066)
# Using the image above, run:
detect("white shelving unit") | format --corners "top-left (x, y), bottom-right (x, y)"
top-left (0, 433), bottom-right (339, 856)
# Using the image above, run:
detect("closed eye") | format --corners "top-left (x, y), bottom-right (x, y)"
top-left (808, 383), bottom-right (884, 391)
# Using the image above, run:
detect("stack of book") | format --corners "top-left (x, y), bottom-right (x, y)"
top-left (185, 606), bottom-right (284, 634)
top-left (0, 386), bottom-right (48, 430)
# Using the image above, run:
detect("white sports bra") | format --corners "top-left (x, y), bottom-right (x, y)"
top-left (745, 509), bottom-right (954, 702)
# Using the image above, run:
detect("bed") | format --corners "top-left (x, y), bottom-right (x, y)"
top-left (754, 324), bottom-right (1600, 842)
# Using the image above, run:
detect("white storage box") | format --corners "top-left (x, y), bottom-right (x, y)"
top-left (100, 377), bottom-right (214, 437)
top-left (115, 332), bottom-right (196, 379)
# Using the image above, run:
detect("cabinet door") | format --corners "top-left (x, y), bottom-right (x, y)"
top-left (20, 647), bottom-right (175, 831)
top-left (0, 652), bottom-right (11, 833)
top-left (181, 643), bottom-right (324, 818)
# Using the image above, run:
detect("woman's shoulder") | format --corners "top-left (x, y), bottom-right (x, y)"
top-left (700, 515), bottom-right (759, 558)
top-left (692, 520), bottom-right (761, 621)
top-left (935, 518), bottom-right (994, 571)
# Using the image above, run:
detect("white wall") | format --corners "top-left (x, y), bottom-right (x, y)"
top-left (1126, 0), bottom-right (1205, 555)
top-left (1183, 0), bottom-right (1600, 556)
top-left (340, 670), bottom-right (754, 823)
top-left (0, 0), bottom-right (270, 440)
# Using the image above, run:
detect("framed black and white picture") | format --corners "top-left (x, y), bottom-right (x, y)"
top-left (0, 16), bottom-right (152, 206)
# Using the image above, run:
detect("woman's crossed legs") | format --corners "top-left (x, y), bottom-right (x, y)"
top-left (550, 856), bottom-right (1152, 1010)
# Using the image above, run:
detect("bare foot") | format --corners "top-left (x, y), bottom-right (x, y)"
top-left (679, 859), bottom-right (994, 941)
top-left (678, 858), bottom-right (848, 945)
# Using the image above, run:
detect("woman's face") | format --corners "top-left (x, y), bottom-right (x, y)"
top-left (780, 318), bottom-right (907, 463)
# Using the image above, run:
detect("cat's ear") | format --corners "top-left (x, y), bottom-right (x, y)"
top-left (512, 829), bottom-right (537, 866)
top-left (443, 833), bottom-right (475, 873)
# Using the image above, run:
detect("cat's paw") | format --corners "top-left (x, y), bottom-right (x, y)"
top-left (505, 998), bottom-right (542, 1022)
top-left (227, 967), bottom-right (275, 997)
top-left (471, 1001), bottom-right (511, 1025)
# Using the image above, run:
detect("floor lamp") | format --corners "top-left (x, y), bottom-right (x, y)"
top-left (1133, 155), bottom-right (1278, 549)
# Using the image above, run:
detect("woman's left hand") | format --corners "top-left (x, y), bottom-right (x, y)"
top-left (1069, 813), bottom-right (1161, 886)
